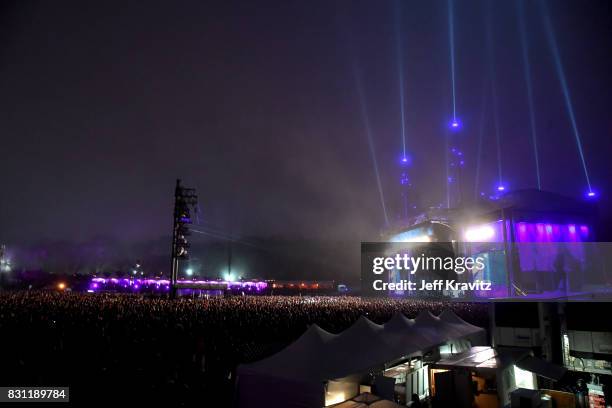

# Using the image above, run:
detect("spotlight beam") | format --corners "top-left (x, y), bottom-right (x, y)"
top-left (517, 0), bottom-right (542, 190)
top-left (540, 0), bottom-right (593, 192)
top-left (339, 18), bottom-right (390, 225)
top-left (475, 79), bottom-right (488, 199)
top-left (492, 81), bottom-right (503, 187)
top-left (394, 0), bottom-right (407, 159)
top-left (448, 0), bottom-right (457, 121)
top-left (352, 64), bottom-right (390, 226)
top-left (486, 4), bottom-right (504, 188)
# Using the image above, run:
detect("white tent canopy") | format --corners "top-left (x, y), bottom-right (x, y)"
top-left (236, 309), bottom-right (485, 408)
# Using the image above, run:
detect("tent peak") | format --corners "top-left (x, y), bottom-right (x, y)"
top-left (306, 323), bottom-right (335, 338)
top-left (415, 309), bottom-right (440, 324)
top-left (385, 312), bottom-right (415, 331)
top-left (339, 315), bottom-right (384, 338)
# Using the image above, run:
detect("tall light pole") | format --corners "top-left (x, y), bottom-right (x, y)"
top-left (170, 179), bottom-right (198, 299)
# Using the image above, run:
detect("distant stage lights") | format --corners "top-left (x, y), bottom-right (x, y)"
top-left (585, 190), bottom-right (598, 199)
top-left (449, 118), bottom-right (461, 130)
top-left (497, 185), bottom-right (506, 192)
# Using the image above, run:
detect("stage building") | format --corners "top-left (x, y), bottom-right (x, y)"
top-left (385, 189), bottom-right (605, 300)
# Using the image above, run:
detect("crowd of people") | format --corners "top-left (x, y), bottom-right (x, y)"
top-left (0, 291), bottom-right (488, 406)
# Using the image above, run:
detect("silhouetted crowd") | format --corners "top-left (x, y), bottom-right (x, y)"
top-left (0, 291), bottom-right (488, 406)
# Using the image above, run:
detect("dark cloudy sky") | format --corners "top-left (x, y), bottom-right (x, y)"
top-left (1, 0), bottom-right (611, 245)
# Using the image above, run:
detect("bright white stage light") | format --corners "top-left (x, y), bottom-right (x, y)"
top-left (464, 225), bottom-right (495, 242)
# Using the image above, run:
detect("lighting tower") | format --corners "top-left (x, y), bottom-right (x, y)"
top-left (447, 120), bottom-right (465, 208)
top-left (0, 245), bottom-right (9, 272)
top-left (170, 179), bottom-right (198, 299)
top-left (399, 156), bottom-right (412, 220)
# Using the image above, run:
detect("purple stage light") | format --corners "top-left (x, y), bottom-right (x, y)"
top-left (461, 220), bottom-right (592, 244)
top-left (497, 185), bottom-right (505, 192)
top-left (514, 221), bottom-right (591, 242)
top-left (89, 277), bottom-right (268, 292)
top-left (448, 117), bottom-right (461, 130)
top-left (398, 153), bottom-right (412, 166)
top-left (586, 190), bottom-right (597, 199)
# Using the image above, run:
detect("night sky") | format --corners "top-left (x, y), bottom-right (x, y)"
top-left (1, 0), bottom-right (611, 250)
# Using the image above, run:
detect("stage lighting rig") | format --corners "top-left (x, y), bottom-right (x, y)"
top-left (170, 179), bottom-right (198, 298)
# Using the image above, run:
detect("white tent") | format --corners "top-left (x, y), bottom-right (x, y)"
top-left (236, 309), bottom-right (485, 408)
